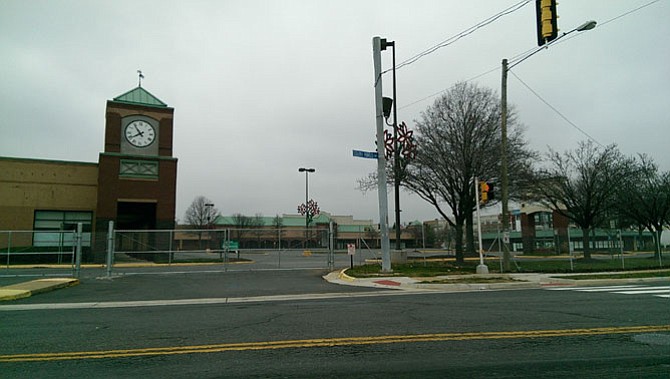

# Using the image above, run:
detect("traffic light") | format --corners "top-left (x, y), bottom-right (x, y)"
top-left (487, 182), bottom-right (495, 201)
top-left (479, 181), bottom-right (490, 203)
top-left (479, 181), bottom-right (496, 204)
top-left (536, 0), bottom-right (558, 46)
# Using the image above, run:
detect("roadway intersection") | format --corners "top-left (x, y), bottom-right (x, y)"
top-left (1, 269), bottom-right (669, 378)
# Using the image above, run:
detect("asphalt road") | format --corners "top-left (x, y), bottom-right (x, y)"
top-left (2, 270), bottom-right (670, 378)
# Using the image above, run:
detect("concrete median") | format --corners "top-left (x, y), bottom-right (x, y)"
top-left (0, 278), bottom-right (79, 301)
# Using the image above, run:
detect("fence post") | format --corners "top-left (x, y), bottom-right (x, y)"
top-left (6, 231), bottom-right (11, 268)
top-left (224, 228), bottom-right (229, 272)
top-left (74, 222), bottom-right (83, 278)
top-left (106, 221), bottom-right (114, 278)
top-left (328, 221), bottom-right (334, 270)
top-left (168, 230), bottom-right (173, 265)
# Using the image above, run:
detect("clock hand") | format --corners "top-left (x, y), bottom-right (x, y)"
top-left (134, 125), bottom-right (145, 137)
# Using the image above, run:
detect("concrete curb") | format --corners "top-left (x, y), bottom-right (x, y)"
top-left (323, 269), bottom-right (670, 292)
top-left (0, 278), bottom-right (79, 301)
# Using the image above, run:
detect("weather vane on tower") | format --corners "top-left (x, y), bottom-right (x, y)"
top-left (137, 70), bottom-right (144, 87)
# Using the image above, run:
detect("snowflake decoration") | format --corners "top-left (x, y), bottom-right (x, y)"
top-left (384, 121), bottom-right (417, 160)
top-left (298, 199), bottom-right (320, 225)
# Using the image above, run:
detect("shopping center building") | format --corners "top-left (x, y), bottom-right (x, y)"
top-left (0, 86), bottom-right (177, 262)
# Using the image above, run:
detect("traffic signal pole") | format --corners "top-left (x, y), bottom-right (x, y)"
top-left (500, 18), bottom-right (595, 272)
top-left (475, 177), bottom-right (489, 274)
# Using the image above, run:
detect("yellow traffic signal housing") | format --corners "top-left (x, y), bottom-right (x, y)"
top-left (479, 181), bottom-right (490, 203)
top-left (536, 0), bottom-right (558, 46)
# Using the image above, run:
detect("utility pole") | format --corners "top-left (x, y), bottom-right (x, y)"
top-left (372, 36), bottom-right (392, 272)
top-left (500, 58), bottom-right (511, 271)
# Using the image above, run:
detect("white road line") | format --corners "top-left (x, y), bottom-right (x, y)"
top-left (546, 284), bottom-right (670, 299)
top-left (579, 286), bottom-right (670, 293)
top-left (546, 285), bottom-right (644, 291)
top-left (0, 290), bottom-right (434, 312)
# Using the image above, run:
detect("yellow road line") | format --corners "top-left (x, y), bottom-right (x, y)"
top-left (2, 325), bottom-right (669, 362)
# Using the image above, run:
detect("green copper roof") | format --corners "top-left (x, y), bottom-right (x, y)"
top-left (112, 86), bottom-right (168, 108)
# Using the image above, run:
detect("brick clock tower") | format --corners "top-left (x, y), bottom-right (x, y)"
top-left (94, 85), bottom-right (177, 261)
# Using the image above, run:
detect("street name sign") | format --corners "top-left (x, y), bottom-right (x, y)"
top-left (353, 150), bottom-right (378, 159)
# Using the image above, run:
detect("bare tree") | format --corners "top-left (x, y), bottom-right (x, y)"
top-left (272, 215), bottom-right (284, 229)
top-left (535, 141), bottom-right (631, 260)
top-left (364, 226), bottom-right (380, 249)
top-left (184, 196), bottom-right (219, 228)
top-left (617, 155), bottom-right (670, 261)
top-left (406, 222), bottom-right (424, 249)
top-left (231, 213), bottom-right (252, 247)
top-left (387, 82), bottom-right (535, 263)
top-left (184, 196), bottom-right (219, 249)
top-left (252, 213), bottom-right (265, 247)
top-left (272, 214), bottom-right (284, 249)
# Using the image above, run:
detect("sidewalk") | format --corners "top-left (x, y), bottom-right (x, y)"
top-left (323, 268), bottom-right (670, 292)
top-left (0, 278), bottom-right (79, 301)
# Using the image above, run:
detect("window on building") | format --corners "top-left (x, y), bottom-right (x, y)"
top-left (534, 212), bottom-right (553, 231)
top-left (120, 159), bottom-right (159, 179)
top-left (33, 211), bottom-right (92, 247)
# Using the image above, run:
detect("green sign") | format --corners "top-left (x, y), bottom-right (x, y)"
top-left (222, 240), bottom-right (239, 250)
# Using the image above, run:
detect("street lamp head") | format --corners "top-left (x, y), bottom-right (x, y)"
top-left (298, 168), bottom-right (315, 173)
top-left (576, 20), bottom-right (597, 32)
top-left (382, 97), bottom-right (393, 119)
top-left (380, 38), bottom-right (394, 51)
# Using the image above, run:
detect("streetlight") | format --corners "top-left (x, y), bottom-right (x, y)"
top-left (298, 167), bottom-right (316, 247)
top-left (205, 203), bottom-right (214, 224)
top-left (499, 20), bottom-right (596, 270)
top-left (378, 39), bottom-right (402, 255)
top-left (204, 202), bottom-right (214, 249)
top-left (384, 40), bottom-right (402, 254)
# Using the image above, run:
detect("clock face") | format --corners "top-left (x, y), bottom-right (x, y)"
top-left (124, 120), bottom-right (156, 148)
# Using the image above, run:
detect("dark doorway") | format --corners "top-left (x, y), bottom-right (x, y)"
top-left (116, 202), bottom-right (158, 261)
top-left (116, 202), bottom-right (156, 230)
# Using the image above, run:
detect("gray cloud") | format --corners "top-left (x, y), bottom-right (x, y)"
top-left (1, 0), bottom-right (667, 223)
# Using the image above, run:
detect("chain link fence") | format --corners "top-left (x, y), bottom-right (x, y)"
top-left (1, 225), bottom-right (85, 276)
top-left (1, 223), bottom-right (383, 277)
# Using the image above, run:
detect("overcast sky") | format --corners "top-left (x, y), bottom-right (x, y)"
top-left (1, 1), bottom-right (668, 224)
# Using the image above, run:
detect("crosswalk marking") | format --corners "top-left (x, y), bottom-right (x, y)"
top-left (616, 288), bottom-right (670, 295)
top-left (545, 285), bottom-right (670, 299)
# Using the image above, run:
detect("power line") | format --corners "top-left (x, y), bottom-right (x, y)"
top-left (532, 0), bottom-right (663, 49)
top-left (398, 0), bottom-right (663, 112)
top-left (381, 0), bottom-right (532, 76)
top-left (599, 0), bottom-right (662, 27)
top-left (509, 70), bottom-right (604, 147)
top-left (398, 66), bottom-right (499, 111)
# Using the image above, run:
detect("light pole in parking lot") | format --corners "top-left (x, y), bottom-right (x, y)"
top-left (205, 202), bottom-right (214, 249)
top-left (298, 168), bottom-right (317, 247)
